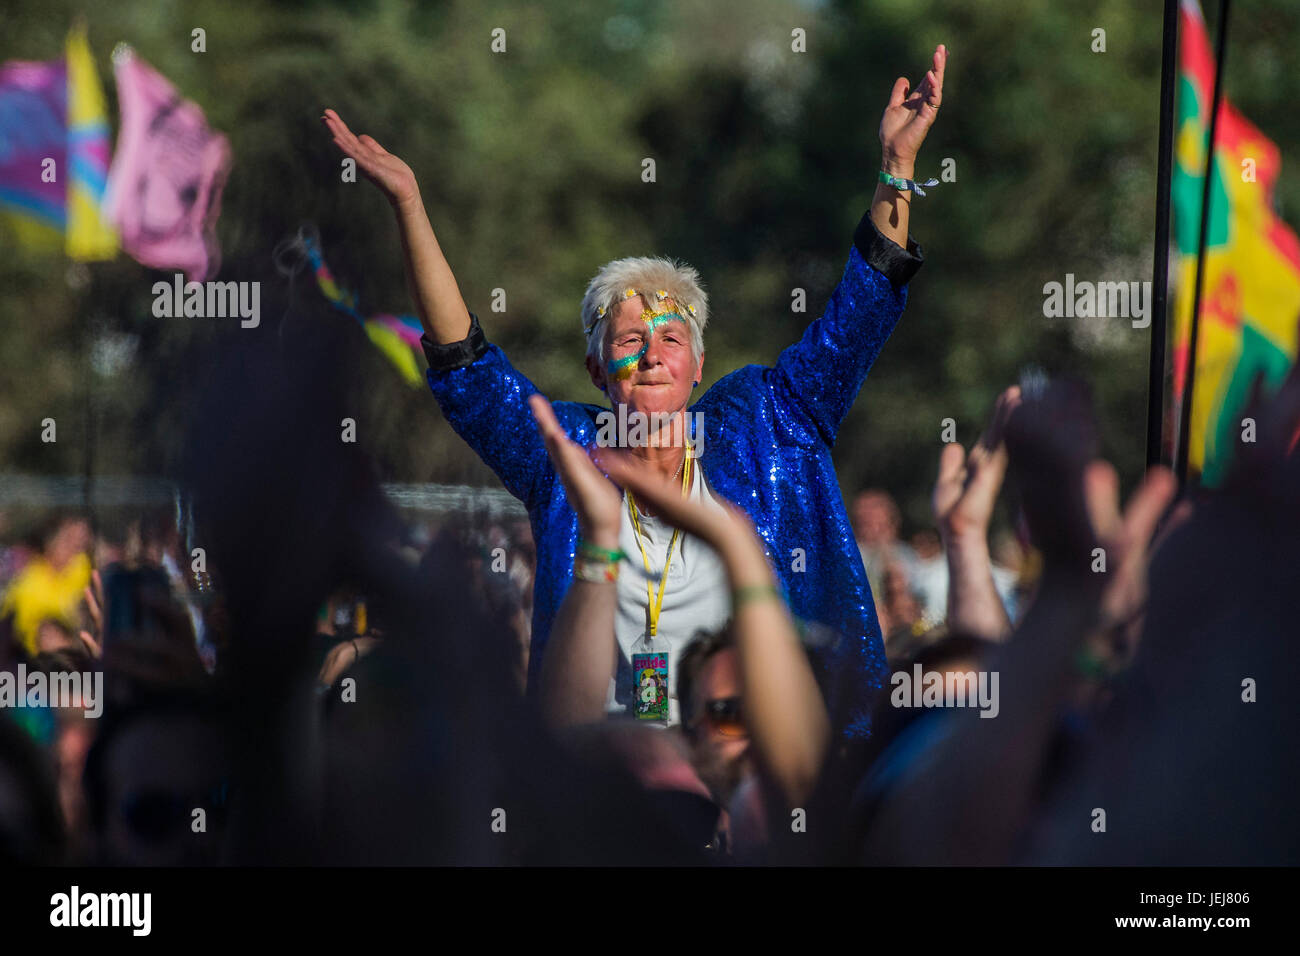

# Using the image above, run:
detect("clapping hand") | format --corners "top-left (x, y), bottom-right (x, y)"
top-left (528, 395), bottom-right (623, 549)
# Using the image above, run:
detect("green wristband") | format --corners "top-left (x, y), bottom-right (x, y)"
top-left (732, 584), bottom-right (784, 608)
top-left (577, 539), bottom-right (624, 563)
top-left (1074, 646), bottom-right (1110, 680)
top-left (878, 169), bottom-right (940, 197)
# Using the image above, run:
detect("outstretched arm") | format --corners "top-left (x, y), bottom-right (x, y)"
top-left (323, 109), bottom-right (555, 509)
top-left (770, 45), bottom-right (943, 445)
top-left (596, 449), bottom-right (831, 808)
top-left (531, 395), bottom-right (624, 729)
top-left (321, 109), bottom-right (471, 345)
top-left (872, 43), bottom-right (945, 247)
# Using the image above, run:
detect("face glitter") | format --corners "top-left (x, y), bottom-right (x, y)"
top-left (605, 308), bottom-right (689, 382)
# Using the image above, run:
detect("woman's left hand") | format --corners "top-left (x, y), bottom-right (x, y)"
top-left (879, 43), bottom-right (946, 175)
top-left (529, 394), bottom-right (624, 548)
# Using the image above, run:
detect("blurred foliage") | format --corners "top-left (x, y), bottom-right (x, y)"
top-left (2, 0), bottom-right (1298, 534)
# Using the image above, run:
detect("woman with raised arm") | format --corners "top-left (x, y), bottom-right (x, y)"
top-left (321, 44), bottom-right (945, 736)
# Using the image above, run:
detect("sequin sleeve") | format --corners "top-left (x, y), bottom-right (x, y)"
top-left (770, 212), bottom-right (924, 446)
top-left (425, 341), bottom-right (553, 512)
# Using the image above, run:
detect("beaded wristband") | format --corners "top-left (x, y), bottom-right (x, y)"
top-left (574, 555), bottom-right (620, 583)
top-left (878, 170), bottom-right (940, 197)
top-left (732, 584), bottom-right (784, 608)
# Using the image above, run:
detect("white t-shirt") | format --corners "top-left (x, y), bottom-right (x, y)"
top-left (607, 459), bottom-right (732, 725)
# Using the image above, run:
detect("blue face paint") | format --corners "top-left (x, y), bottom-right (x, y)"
top-left (605, 309), bottom-right (688, 382)
top-left (607, 347), bottom-right (644, 381)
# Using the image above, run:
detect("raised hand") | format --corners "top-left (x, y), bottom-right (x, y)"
top-left (933, 385), bottom-right (1020, 544)
top-left (321, 108), bottom-right (419, 208)
top-left (593, 446), bottom-right (751, 549)
top-left (879, 43), bottom-right (946, 175)
top-left (528, 395), bottom-right (623, 548)
top-left (1081, 461), bottom-right (1177, 636)
top-left (933, 387), bottom-right (1020, 639)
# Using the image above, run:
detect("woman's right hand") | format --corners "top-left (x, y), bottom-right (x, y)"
top-left (593, 446), bottom-right (752, 555)
top-left (321, 108), bottom-right (420, 208)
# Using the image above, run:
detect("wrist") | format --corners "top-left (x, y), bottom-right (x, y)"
top-left (880, 154), bottom-right (916, 179)
top-left (719, 536), bottom-right (774, 589)
top-left (391, 185), bottom-right (423, 215)
top-left (581, 525), bottom-right (621, 552)
top-left (941, 523), bottom-right (991, 555)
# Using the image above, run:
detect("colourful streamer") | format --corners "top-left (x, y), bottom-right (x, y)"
top-left (299, 231), bottom-right (425, 386)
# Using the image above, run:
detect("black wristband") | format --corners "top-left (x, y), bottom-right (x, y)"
top-left (853, 212), bottom-right (924, 289)
top-left (421, 311), bottom-right (489, 372)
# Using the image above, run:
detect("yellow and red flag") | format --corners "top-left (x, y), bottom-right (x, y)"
top-left (1171, 0), bottom-right (1300, 485)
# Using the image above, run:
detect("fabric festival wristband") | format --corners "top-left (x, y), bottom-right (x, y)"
top-left (878, 170), bottom-right (940, 197)
top-left (732, 584), bottom-right (784, 609)
top-left (577, 540), bottom-right (624, 563)
top-left (574, 556), bottom-right (620, 583)
top-left (1073, 646), bottom-right (1112, 681)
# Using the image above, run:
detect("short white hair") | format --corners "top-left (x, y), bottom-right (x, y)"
top-left (580, 256), bottom-right (709, 363)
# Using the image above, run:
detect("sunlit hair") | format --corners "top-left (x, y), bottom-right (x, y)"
top-left (580, 256), bottom-right (709, 364)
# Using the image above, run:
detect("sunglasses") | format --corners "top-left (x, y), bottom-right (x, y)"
top-left (698, 697), bottom-right (746, 737)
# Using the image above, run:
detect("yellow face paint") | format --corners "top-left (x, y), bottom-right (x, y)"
top-left (605, 308), bottom-right (688, 382)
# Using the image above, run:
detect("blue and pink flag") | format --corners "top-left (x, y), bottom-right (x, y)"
top-left (0, 23), bottom-right (119, 259)
top-left (0, 58), bottom-right (68, 246)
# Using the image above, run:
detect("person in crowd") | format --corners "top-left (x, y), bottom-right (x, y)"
top-left (320, 43), bottom-right (946, 736)
top-left (907, 527), bottom-right (948, 625)
top-left (0, 514), bottom-right (92, 660)
top-left (850, 379), bottom-right (1181, 865)
top-left (176, 331), bottom-right (729, 864)
top-left (530, 392), bottom-right (828, 857)
top-left (82, 688), bottom-right (231, 866)
top-left (0, 714), bottom-right (65, 865)
top-left (851, 489), bottom-right (917, 605)
top-left (878, 557), bottom-right (926, 655)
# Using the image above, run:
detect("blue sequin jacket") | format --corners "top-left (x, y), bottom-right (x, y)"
top-left (425, 213), bottom-right (923, 737)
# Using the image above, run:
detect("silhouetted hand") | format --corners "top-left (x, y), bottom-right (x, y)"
top-left (933, 385), bottom-right (1020, 543)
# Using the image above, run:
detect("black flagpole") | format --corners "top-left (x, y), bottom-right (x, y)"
top-left (1175, 0), bottom-right (1233, 484)
top-left (1146, 0), bottom-right (1179, 469)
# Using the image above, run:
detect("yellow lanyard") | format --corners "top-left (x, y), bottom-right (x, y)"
top-left (626, 451), bottom-right (693, 639)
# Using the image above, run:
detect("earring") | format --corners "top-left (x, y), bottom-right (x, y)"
top-left (692, 380), bottom-right (699, 388)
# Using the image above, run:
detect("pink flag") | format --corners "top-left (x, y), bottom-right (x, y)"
top-left (103, 45), bottom-right (230, 281)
